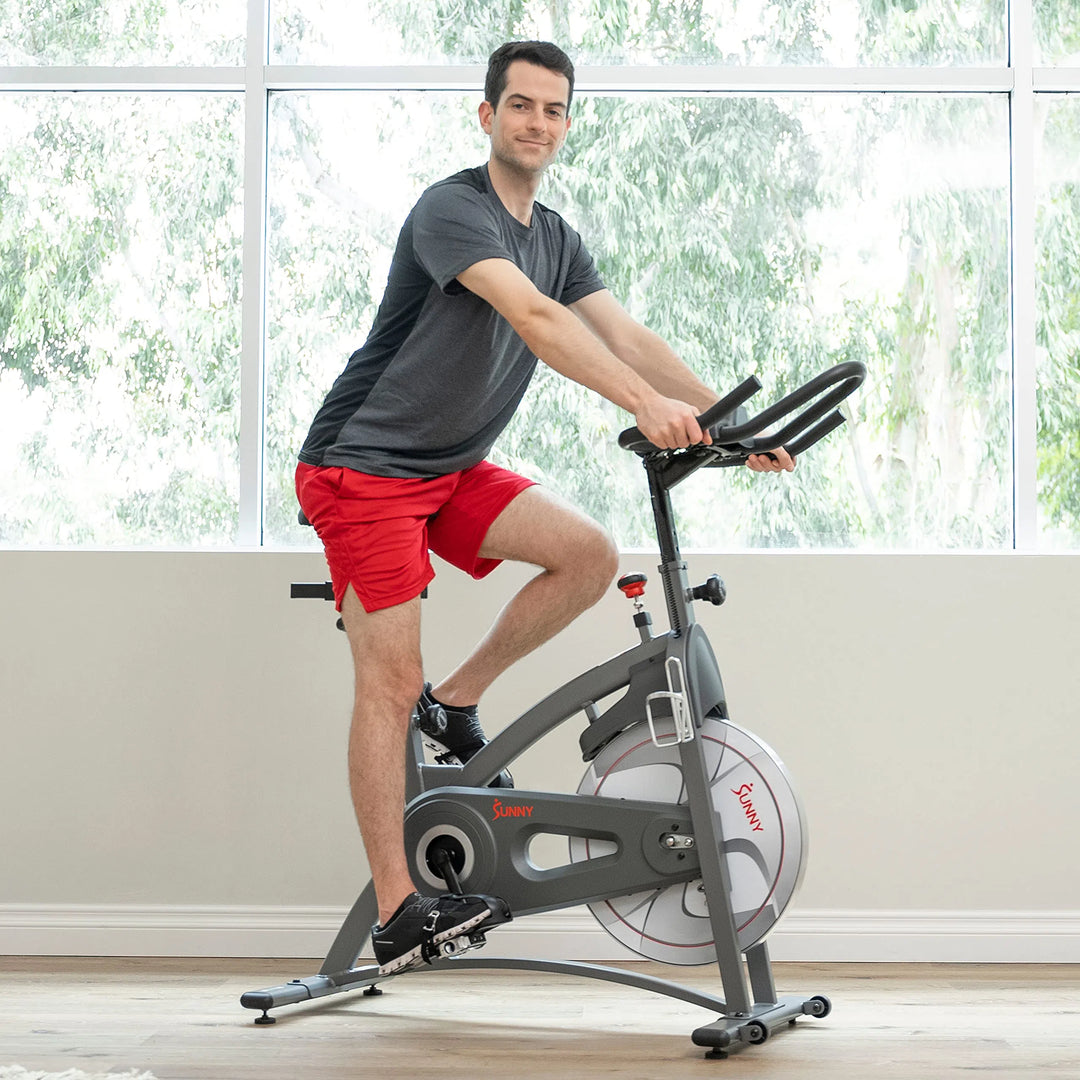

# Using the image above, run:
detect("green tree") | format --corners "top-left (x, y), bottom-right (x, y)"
top-left (1036, 98), bottom-right (1080, 545)
top-left (266, 0), bottom-right (1014, 549)
top-left (0, 91), bottom-right (243, 544)
top-left (0, 0), bottom-right (244, 64)
top-left (5, 0), bottom-right (1080, 549)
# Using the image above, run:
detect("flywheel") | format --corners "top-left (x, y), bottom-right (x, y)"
top-left (569, 711), bottom-right (806, 965)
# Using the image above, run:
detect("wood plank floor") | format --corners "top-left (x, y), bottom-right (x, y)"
top-left (1, 957), bottom-right (1078, 1079)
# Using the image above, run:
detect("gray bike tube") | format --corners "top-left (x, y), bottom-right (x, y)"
top-left (454, 632), bottom-right (670, 787)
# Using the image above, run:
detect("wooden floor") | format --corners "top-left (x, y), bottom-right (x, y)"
top-left (1, 957), bottom-right (1078, 1079)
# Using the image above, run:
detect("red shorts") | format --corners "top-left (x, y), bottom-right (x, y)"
top-left (295, 461), bottom-right (536, 613)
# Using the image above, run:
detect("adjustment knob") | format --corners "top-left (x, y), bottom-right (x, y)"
top-left (617, 573), bottom-right (647, 598)
top-left (690, 574), bottom-right (726, 605)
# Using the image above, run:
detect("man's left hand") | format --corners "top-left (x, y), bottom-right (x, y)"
top-left (746, 447), bottom-right (796, 473)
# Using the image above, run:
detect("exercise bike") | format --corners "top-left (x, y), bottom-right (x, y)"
top-left (242, 360), bottom-right (865, 1059)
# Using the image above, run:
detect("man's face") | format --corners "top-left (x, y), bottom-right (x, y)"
top-left (479, 60), bottom-right (571, 177)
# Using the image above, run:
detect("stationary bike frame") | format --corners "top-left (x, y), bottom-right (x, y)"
top-left (242, 361), bottom-right (865, 1057)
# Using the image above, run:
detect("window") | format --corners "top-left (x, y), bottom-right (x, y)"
top-left (263, 90), bottom-right (1011, 549)
top-left (2, 1), bottom-right (1078, 551)
top-left (1035, 0), bottom-right (1080, 65)
top-left (1036, 94), bottom-right (1080, 549)
top-left (0, 93), bottom-right (243, 545)
top-left (0, 0), bottom-right (244, 65)
top-left (271, 0), bottom-right (1006, 67)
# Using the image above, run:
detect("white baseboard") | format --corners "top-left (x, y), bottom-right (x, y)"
top-left (770, 909), bottom-right (1080, 963)
top-left (2, 905), bottom-right (1079, 963)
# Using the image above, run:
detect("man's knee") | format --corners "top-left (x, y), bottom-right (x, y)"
top-left (352, 645), bottom-right (423, 699)
top-left (341, 591), bottom-right (424, 715)
top-left (574, 521), bottom-right (620, 602)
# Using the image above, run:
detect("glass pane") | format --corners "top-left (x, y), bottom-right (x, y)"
top-left (265, 90), bottom-right (1010, 550)
top-left (0, 0), bottom-right (245, 66)
top-left (0, 93), bottom-right (243, 546)
top-left (1034, 0), bottom-right (1080, 65)
top-left (272, 0), bottom-right (1005, 67)
top-left (263, 92), bottom-right (490, 547)
top-left (1036, 95), bottom-right (1080, 550)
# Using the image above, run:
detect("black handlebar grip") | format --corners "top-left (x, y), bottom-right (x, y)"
top-left (617, 375), bottom-right (763, 453)
top-left (709, 407), bottom-right (852, 467)
top-left (695, 375), bottom-right (764, 432)
top-left (708, 361), bottom-right (865, 451)
top-left (785, 409), bottom-right (849, 457)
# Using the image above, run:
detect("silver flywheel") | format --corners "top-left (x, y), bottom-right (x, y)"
top-left (569, 712), bottom-right (806, 965)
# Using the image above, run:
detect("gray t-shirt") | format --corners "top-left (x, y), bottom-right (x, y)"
top-left (299, 164), bottom-right (605, 477)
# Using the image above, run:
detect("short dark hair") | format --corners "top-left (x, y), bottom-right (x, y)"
top-left (484, 41), bottom-right (575, 114)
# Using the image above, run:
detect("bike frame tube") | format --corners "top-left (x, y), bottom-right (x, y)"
top-left (646, 459), bottom-right (697, 637)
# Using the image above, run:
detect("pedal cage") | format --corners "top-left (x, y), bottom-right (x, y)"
top-left (435, 929), bottom-right (487, 961)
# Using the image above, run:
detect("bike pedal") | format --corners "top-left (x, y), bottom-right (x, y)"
top-left (422, 737), bottom-right (463, 765)
top-left (439, 930), bottom-right (487, 959)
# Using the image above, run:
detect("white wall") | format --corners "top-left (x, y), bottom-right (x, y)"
top-left (2, 549), bottom-right (1079, 961)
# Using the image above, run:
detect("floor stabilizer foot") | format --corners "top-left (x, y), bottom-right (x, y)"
top-left (691, 996), bottom-right (826, 1054)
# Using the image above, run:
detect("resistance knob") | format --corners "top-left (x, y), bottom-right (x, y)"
top-left (690, 574), bottom-right (726, 606)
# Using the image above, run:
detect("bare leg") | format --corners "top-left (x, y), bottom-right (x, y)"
top-left (339, 586), bottom-right (423, 926)
top-left (431, 486), bottom-right (619, 708)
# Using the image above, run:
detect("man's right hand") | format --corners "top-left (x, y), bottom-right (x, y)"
top-left (633, 394), bottom-right (711, 450)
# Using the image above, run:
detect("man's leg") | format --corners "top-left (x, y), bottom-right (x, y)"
top-left (339, 583), bottom-right (513, 975)
top-left (338, 585), bottom-right (424, 926)
top-left (431, 485), bottom-right (619, 708)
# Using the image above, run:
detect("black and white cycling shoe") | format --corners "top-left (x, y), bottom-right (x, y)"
top-left (371, 891), bottom-right (512, 975)
top-left (415, 683), bottom-right (514, 788)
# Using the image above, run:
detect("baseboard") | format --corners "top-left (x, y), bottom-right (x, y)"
top-left (2, 905), bottom-right (1079, 963)
top-left (770, 909), bottom-right (1080, 963)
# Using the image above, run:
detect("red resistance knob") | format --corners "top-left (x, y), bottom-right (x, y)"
top-left (617, 573), bottom-right (647, 599)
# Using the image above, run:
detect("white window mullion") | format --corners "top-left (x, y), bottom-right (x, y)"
top-left (1009, 0), bottom-right (1039, 551)
top-left (238, 0), bottom-right (270, 546)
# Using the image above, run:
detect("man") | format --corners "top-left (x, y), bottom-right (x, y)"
top-left (296, 40), bottom-right (794, 976)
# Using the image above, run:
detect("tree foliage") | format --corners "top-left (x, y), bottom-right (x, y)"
top-left (0, 0), bottom-right (243, 64)
top-left (2, 0), bottom-right (1079, 549)
top-left (0, 91), bottom-right (242, 544)
top-left (1035, 97), bottom-right (1080, 544)
top-left (283, 0), bottom-right (1015, 550)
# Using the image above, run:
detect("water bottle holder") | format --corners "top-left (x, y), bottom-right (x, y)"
top-left (645, 657), bottom-right (694, 748)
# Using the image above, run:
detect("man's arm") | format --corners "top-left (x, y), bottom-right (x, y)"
top-left (457, 258), bottom-right (708, 450)
top-left (569, 288), bottom-right (716, 410)
top-left (570, 287), bottom-right (795, 474)
top-left (458, 258), bottom-right (793, 470)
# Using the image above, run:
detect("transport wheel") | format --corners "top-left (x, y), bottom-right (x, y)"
top-left (804, 995), bottom-right (832, 1018)
top-left (743, 1021), bottom-right (769, 1044)
top-left (569, 711), bottom-right (806, 964)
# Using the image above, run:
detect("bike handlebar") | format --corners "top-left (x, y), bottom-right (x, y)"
top-left (617, 360), bottom-right (866, 467)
